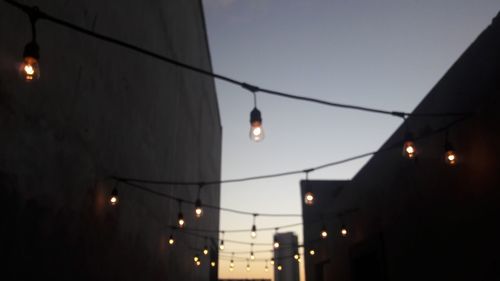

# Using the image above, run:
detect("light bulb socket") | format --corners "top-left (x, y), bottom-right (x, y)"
top-left (250, 108), bottom-right (262, 124)
top-left (23, 41), bottom-right (39, 60)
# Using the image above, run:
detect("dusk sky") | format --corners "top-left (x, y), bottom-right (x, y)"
top-left (202, 0), bottom-right (500, 280)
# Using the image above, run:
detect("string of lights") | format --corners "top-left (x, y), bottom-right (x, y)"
top-left (5, 0), bottom-right (470, 124)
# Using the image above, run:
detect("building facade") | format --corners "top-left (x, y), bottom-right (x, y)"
top-left (0, 1), bottom-right (221, 280)
top-left (274, 232), bottom-right (300, 281)
top-left (302, 11), bottom-right (500, 281)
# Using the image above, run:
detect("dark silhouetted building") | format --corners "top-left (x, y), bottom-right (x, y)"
top-left (274, 232), bottom-right (300, 281)
top-left (0, 1), bottom-right (221, 280)
top-left (302, 11), bottom-right (500, 281)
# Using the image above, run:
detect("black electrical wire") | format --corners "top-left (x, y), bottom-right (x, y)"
top-left (3, 0), bottom-right (471, 120)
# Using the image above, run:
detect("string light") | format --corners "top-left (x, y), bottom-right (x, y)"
top-left (248, 91), bottom-right (264, 142)
top-left (195, 185), bottom-right (203, 218)
top-left (250, 214), bottom-right (257, 238)
top-left (321, 224), bottom-right (328, 239)
top-left (195, 260), bottom-right (201, 267)
top-left (177, 200), bottom-right (185, 228)
top-left (246, 259), bottom-right (251, 271)
top-left (210, 261), bottom-right (216, 267)
top-left (403, 132), bottom-right (417, 159)
top-left (303, 170), bottom-right (314, 205)
top-left (109, 187), bottom-right (119, 206)
top-left (230, 252), bottom-right (235, 270)
top-left (444, 132), bottom-right (457, 166)
top-left (293, 253), bottom-right (299, 260)
top-left (340, 225), bottom-right (348, 237)
top-left (168, 234), bottom-right (175, 245)
top-left (309, 249), bottom-right (315, 256)
top-left (219, 231), bottom-right (225, 251)
top-left (250, 243), bottom-right (255, 260)
top-left (277, 264), bottom-right (283, 271)
top-left (203, 246), bottom-right (209, 255)
top-left (264, 259), bottom-right (269, 272)
top-left (273, 228), bottom-right (280, 249)
top-left (193, 255), bottom-right (200, 263)
top-left (270, 257), bottom-right (275, 265)
top-left (18, 7), bottom-right (40, 82)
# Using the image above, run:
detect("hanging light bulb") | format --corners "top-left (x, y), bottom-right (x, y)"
top-left (203, 247), bottom-right (209, 255)
top-left (270, 257), bottom-right (275, 265)
top-left (321, 225), bottom-right (328, 239)
top-left (304, 192), bottom-right (314, 205)
top-left (229, 267), bottom-right (234, 272)
top-left (246, 259), bottom-right (251, 271)
top-left (250, 243), bottom-right (255, 260)
top-left (195, 199), bottom-right (203, 218)
top-left (402, 132), bottom-right (417, 159)
top-left (195, 260), bottom-right (201, 267)
top-left (219, 232), bottom-right (225, 251)
top-left (168, 234), bottom-right (175, 245)
top-left (250, 225), bottom-right (257, 238)
top-left (264, 260), bottom-right (269, 272)
top-left (249, 107), bottom-right (264, 142)
top-left (309, 249), bottom-right (315, 256)
top-left (109, 188), bottom-right (119, 206)
top-left (230, 252), bottom-right (235, 268)
top-left (340, 225), bottom-right (348, 237)
top-left (293, 253), bottom-right (299, 260)
top-left (193, 255), bottom-right (200, 262)
top-left (178, 212), bottom-right (185, 228)
top-left (277, 264), bottom-right (283, 271)
top-left (273, 239), bottom-right (280, 249)
top-left (20, 40), bottom-right (40, 82)
top-left (444, 141), bottom-right (457, 166)
top-left (210, 261), bottom-right (216, 267)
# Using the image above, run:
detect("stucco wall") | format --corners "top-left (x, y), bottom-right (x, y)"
top-left (0, 1), bottom-right (221, 280)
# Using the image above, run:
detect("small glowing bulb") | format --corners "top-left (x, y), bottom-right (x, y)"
top-left (304, 192), bottom-right (314, 205)
top-left (250, 252), bottom-right (255, 260)
top-left (168, 235), bottom-right (175, 245)
top-left (196, 260), bottom-right (201, 266)
top-left (445, 150), bottom-right (457, 166)
top-left (294, 254), bottom-right (299, 260)
top-left (246, 265), bottom-right (251, 271)
top-left (219, 241), bottom-right (225, 251)
top-left (20, 56), bottom-right (40, 82)
top-left (229, 267), bottom-right (234, 272)
top-left (251, 225), bottom-right (257, 238)
top-left (341, 226), bottom-right (348, 237)
top-left (265, 265), bottom-right (269, 272)
top-left (203, 248), bottom-right (209, 255)
top-left (403, 141), bottom-right (416, 159)
top-left (249, 108), bottom-right (264, 142)
top-left (270, 258), bottom-right (275, 265)
top-left (321, 230), bottom-right (328, 238)
top-left (194, 255), bottom-right (199, 262)
top-left (210, 261), bottom-right (216, 267)
top-left (195, 199), bottom-right (203, 218)
top-left (230, 260), bottom-right (234, 267)
top-left (309, 249), bottom-right (315, 256)
top-left (273, 241), bottom-right (280, 248)
top-left (109, 188), bottom-right (119, 206)
top-left (277, 265), bottom-right (283, 271)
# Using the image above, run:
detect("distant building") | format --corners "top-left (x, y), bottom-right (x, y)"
top-left (219, 279), bottom-right (271, 281)
top-left (274, 232), bottom-right (300, 281)
top-left (302, 11), bottom-right (500, 281)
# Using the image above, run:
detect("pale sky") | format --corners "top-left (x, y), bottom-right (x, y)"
top-left (201, 1), bottom-right (500, 280)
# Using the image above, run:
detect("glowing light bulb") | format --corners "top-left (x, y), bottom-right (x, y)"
top-left (219, 240), bottom-right (225, 251)
top-left (195, 199), bottom-right (203, 218)
top-left (246, 264), bottom-right (251, 271)
top-left (270, 258), bottom-right (275, 265)
top-left (293, 254), bottom-right (299, 260)
top-left (230, 260), bottom-right (234, 267)
top-left (321, 226), bottom-right (328, 238)
top-left (403, 141), bottom-right (416, 159)
top-left (168, 235), bottom-right (175, 245)
top-left (194, 255), bottom-right (199, 262)
top-left (196, 260), bottom-right (201, 266)
top-left (210, 261), bottom-right (216, 267)
top-left (340, 225), bottom-right (348, 237)
top-left (277, 265), bottom-right (283, 271)
top-left (250, 252), bottom-right (255, 260)
top-left (203, 248), bottom-right (209, 255)
top-left (109, 188), bottom-right (119, 206)
top-left (304, 192), bottom-right (314, 205)
top-left (444, 145), bottom-right (457, 166)
top-left (178, 212), bottom-right (185, 228)
top-left (265, 265), bottom-right (269, 272)
top-left (309, 249), bottom-right (315, 256)
top-left (20, 42), bottom-right (40, 82)
top-left (229, 267), bottom-right (234, 272)
top-left (251, 224), bottom-right (257, 238)
top-left (273, 241), bottom-right (280, 249)
top-left (249, 108), bottom-right (264, 142)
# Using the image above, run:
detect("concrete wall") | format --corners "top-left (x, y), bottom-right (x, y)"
top-left (0, 1), bottom-right (221, 280)
top-left (302, 12), bottom-right (500, 281)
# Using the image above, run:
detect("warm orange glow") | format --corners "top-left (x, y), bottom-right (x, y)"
top-left (195, 207), bottom-right (203, 218)
top-left (403, 141), bottom-right (416, 159)
top-left (250, 123), bottom-right (264, 142)
top-left (195, 260), bottom-right (201, 266)
top-left (110, 196), bottom-right (118, 206)
top-left (178, 218), bottom-right (185, 227)
top-left (20, 57), bottom-right (40, 81)
top-left (304, 192), bottom-right (314, 205)
top-left (445, 150), bottom-right (457, 166)
top-left (341, 228), bottom-right (348, 237)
